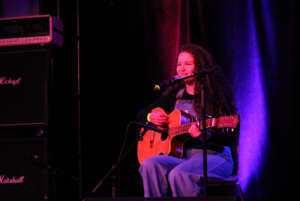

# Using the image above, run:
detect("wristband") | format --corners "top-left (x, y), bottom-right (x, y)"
top-left (147, 113), bottom-right (151, 122)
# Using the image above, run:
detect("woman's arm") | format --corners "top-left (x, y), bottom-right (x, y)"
top-left (137, 91), bottom-right (177, 123)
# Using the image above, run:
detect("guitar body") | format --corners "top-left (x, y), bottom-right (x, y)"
top-left (137, 108), bottom-right (194, 164)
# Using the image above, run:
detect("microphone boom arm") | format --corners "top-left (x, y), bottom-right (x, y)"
top-left (154, 68), bottom-right (216, 92)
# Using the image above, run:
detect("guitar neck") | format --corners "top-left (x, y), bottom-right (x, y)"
top-left (168, 122), bottom-right (194, 136)
top-left (168, 118), bottom-right (219, 136)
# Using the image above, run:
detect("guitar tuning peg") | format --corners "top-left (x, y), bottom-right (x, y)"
top-left (222, 128), bottom-right (225, 132)
top-left (226, 128), bottom-right (229, 132)
top-left (231, 128), bottom-right (235, 132)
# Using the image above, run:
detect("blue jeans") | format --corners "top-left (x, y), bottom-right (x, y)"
top-left (139, 147), bottom-right (234, 197)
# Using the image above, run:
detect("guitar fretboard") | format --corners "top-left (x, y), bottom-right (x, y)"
top-left (169, 123), bottom-right (194, 136)
top-left (168, 118), bottom-right (219, 136)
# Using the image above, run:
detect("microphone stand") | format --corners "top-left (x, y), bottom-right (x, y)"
top-left (91, 125), bottom-right (160, 195)
top-left (26, 156), bottom-right (78, 201)
top-left (154, 68), bottom-right (215, 196)
top-left (26, 156), bottom-right (78, 181)
top-left (197, 74), bottom-right (208, 196)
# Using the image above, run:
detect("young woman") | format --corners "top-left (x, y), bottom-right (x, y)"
top-left (137, 43), bottom-right (237, 197)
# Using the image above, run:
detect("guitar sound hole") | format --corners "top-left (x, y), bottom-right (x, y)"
top-left (161, 133), bottom-right (168, 141)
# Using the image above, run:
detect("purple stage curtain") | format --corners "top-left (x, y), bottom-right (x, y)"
top-left (79, 0), bottom-right (299, 200)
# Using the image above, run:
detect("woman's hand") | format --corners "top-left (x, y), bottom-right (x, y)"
top-left (188, 123), bottom-right (211, 140)
top-left (188, 123), bottom-right (202, 138)
top-left (149, 111), bottom-right (167, 125)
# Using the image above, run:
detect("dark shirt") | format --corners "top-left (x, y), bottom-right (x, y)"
top-left (137, 89), bottom-right (235, 152)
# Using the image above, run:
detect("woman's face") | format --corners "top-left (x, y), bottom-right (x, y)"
top-left (176, 51), bottom-right (197, 85)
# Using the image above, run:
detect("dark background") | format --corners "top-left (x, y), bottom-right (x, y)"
top-left (1, 0), bottom-right (300, 200)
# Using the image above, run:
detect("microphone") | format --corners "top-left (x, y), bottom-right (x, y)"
top-left (154, 78), bottom-right (177, 92)
top-left (154, 75), bottom-right (181, 92)
top-left (132, 121), bottom-right (163, 133)
top-left (25, 155), bottom-right (48, 168)
top-left (153, 68), bottom-right (216, 92)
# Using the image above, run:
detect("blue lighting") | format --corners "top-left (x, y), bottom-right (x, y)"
top-left (233, 0), bottom-right (268, 193)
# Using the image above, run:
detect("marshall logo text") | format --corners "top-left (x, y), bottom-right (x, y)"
top-left (0, 77), bottom-right (21, 86)
top-left (0, 175), bottom-right (25, 184)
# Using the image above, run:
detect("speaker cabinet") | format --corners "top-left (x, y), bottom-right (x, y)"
top-left (0, 137), bottom-right (49, 201)
top-left (0, 45), bottom-right (63, 129)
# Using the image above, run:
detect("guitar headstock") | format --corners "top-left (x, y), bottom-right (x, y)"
top-left (217, 114), bottom-right (239, 129)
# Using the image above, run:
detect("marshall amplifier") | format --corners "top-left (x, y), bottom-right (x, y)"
top-left (0, 15), bottom-right (63, 47)
top-left (0, 137), bottom-right (49, 201)
top-left (0, 44), bottom-right (63, 129)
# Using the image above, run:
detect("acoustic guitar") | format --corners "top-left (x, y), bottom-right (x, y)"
top-left (137, 107), bottom-right (239, 164)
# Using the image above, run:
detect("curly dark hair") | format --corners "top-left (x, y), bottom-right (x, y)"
top-left (163, 43), bottom-right (236, 118)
